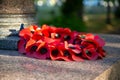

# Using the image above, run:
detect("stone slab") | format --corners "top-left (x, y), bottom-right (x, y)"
top-left (0, 34), bottom-right (120, 80)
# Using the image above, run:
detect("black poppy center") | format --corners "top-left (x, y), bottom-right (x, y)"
top-left (64, 35), bottom-right (71, 41)
top-left (80, 45), bottom-right (85, 49)
top-left (30, 45), bottom-right (37, 52)
top-left (75, 52), bottom-right (82, 57)
top-left (48, 32), bottom-right (51, 38)
top-left (86, 50), bottom-right (92, 57)
top-left (63, 50), bottom-right (70, 57)
top-left (51, 49), bottom-right (59, 57)
top-left (39, 47), bottom-right (48, 54)
top-left (73, 38), bottom-right (82, 44)
top-left (31, 31), bottom-right (34, 34)
top-left (55, 33), bottom-right (61, 38)
top-left (68, 46), bottom-right (76, 49)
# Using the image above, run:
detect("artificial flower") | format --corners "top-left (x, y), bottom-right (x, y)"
top-left (19, 25), bottom-right (39, 41)
top-left (68, 44), bottom-right (84, 61)
top-left (35, 41), bottom-right (50, 59)
top-left (18, 24), bottom-right (106, 61)
top-left (50, 43), bottom-right (73, 61)
top-left (81, 41), bottom-right (99, 60)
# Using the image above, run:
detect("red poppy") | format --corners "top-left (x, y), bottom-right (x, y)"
top-left (82, 48), bottom-right (98, 60)
top-left (78, 33), bottom-right (105, 48)
top-left (68, 44), bottom-right (84, 61)
top-left (81, 41), bottom-right (99, 60)
top-left (84, 33), bottom-right (94, 40)
top-left (83, 33), bottom-right (105, 47)
top-left (17, 37), bottom-right (26, 54)
top-left (41, 24), bottom-right (56, 37)
top-left (72, 35), bottom-right (82, 45)
top-left (50, 27), bottom-right (73, 43)
top-left (34, 41), bottom-right (50, 59)
top-left (31, 29), bottom-right (44, 41)
top-left (44, 37), bottom-right (60, 44)
top-left (50, 43), bottom-right (73, 61)
top-left (97, 47), bottom-right (106, 58)
top-left (64, 31), bottom-right (80, 44)
top-left (18, 24), bottom-right (106, 61)
top-left (25, 38), bottom-right (38, 57)
top-left (19, 25), bottom-right (39, 41)
top-left (94, 35), bottom-right (105, 47)
top-left (25, 38), bottom-right (50, 59)
top-left (70, 31), bottom-right (80, 43)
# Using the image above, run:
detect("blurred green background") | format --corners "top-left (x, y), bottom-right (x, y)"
top-left (35, 0), bottom-right (120, 34)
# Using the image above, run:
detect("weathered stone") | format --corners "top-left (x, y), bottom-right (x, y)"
top-left (0, 0), bottom-right (36, 37)
top-left (0, 0), bottom-right (36, 50)
top-left (0, 14), bottom-right (36, 36)
top-left (0, 0), bottom-right (35, 14)
top-left (0, 34), bottom-right (120, 80)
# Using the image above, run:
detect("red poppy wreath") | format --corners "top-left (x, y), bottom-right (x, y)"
top-left (18, 24), bottom-right (106, 61)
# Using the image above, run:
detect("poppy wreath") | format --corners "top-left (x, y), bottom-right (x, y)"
top-left (18, 24), bottom-right (106, 61)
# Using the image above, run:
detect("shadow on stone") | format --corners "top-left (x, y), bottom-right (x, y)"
top-left (0, 50), bottom-right (21, 56)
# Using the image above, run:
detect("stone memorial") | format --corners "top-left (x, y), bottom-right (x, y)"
top-left (0, 0), bottom-right (36, 50)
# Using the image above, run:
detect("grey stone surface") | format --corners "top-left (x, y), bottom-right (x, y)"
top-left (0, 34), bottom-right (120, 80)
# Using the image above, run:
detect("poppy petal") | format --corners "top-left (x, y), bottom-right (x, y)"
top-left (17, 38), bottom-right (26, 54)
top-left (72, 54), bottom-right (84, 61)
top-left (94, 35), bottom-right (105, 47)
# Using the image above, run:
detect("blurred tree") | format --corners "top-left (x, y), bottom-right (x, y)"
top-left (38, 0), bottom-right (86, 32)
top-left (61, 0), bottom-right (83, 19)
top-left (105, 0), bottom-right (112, 24)
top-left (105, 0), bottom-right (120, 22)
top-left (114, 0), bottom-right (120, 18)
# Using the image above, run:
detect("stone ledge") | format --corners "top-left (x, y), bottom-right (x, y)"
top-left (95, 61), bottom-right (120, 80)
top-left (0, 34), bottom-right (120, 80)
top-left (0, 14), bottom-right (35, 18)
top-left (0, 45), bottom-right (120, 80)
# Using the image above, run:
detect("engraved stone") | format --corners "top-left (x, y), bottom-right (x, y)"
top-left (0, 0), bottom-right (36, 50)
top-left (0, 0), bottom-right (36, 37)
top-left (0, 0), bottom-right (35, 14)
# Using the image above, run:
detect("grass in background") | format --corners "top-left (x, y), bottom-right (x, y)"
top-left (84, 13), bottom-right (120, 34)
